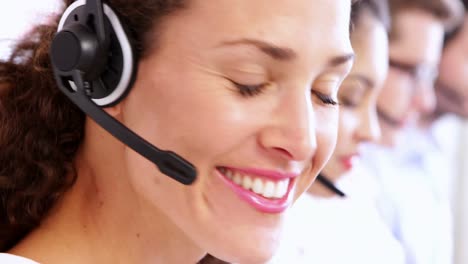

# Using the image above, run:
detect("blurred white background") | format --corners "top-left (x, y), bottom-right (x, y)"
top-left (0, 0), bottom-right (60, 59)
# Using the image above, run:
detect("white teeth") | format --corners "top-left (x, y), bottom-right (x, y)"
top-left (220, 167), bottom-right (291, 199)
top-left (242, 176), bottom-right (253, 190)
top-left (275, 180), bottom-right (289, 198)
top-left (263, 181), bottom-right (276, 198)
top-left (252, 178), bottom-right (264, 195)
top-left (225, 169), bottom-right (233, 179)
top-left (233, 173), bottom-right (242, 185)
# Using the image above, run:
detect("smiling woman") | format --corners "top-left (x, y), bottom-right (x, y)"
top-left (0, 0), bottom-right (354, 263)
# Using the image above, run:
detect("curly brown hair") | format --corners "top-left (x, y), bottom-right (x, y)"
top-left (0, 0), bottom-right (187, 251)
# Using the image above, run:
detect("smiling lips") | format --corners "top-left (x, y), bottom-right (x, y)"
top-left (340, 153), bottom-right (360, 171)
top-left (217, 166), bottom-right (298, 214)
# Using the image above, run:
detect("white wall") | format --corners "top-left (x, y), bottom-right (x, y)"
top-left (0, 0), bottom-right (60, 58)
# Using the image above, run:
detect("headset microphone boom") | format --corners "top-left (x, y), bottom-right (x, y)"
top-left (49, 0), bottom-right (197, 185)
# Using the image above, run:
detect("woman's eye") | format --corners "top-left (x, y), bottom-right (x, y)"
top-left (338, 79), bottom-right (366, 108)
top-left (339, 96), bottom-right (360, 108)
top-left (229, 79), bottom-right (269, 97)
top-left (311, 90), bottom-right (339, 106)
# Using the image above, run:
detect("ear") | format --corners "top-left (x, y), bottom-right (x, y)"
top-left (104, 103), bottom-right (122, 117)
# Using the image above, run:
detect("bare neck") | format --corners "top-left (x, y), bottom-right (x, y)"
top-left (10, 122), bottom-right (204, 264)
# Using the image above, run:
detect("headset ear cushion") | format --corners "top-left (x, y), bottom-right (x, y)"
top-left (56, 0), bottom-right (136, 107)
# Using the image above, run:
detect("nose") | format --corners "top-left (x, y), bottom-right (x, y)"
top-left (258, 90), bottom-right (317, 162)
top-left (413, 82), bottom-right (437, 115)
top-left (357, 106), bottom-right (381, 143)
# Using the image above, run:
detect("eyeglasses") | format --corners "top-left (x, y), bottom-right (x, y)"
top-left (389, 59), bottom-right (439, 86)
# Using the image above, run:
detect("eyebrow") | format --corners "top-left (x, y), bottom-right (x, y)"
top-left (219, 38), bottom-right (296, 61)
top-left (327, 53), bottom-right (355, 68)
top-left (219, 38), bottom-right (355, 67)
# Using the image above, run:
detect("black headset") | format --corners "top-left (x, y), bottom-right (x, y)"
top-left (49, 0), bottom-right (197, 185)
top-left (316, 174), bottom-right (346, 197)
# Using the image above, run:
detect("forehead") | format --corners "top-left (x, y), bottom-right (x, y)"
top-left (351, 13), bottom-right (388, 72)
top-left (389, 9), bottom-right (445, 65)
top-left (346, 11), bottom-right (388, 88)
top-left (162, 0), bottom-right (352, 63)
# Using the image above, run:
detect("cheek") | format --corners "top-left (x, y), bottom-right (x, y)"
top-left (324, 110), bottom-right (357, 173)
top-left (441, 54), bottom-right (468, 95)
top-left (378, 76), bottom-right (412, 112)
top-left (336, 110), bottom-right (358, 149)
top-left (314, 108), bottom-right (339, 171)
top-left (378, 121), bottom-right (400, 147)
top-left (124, 66), bottom-right (262, 166)
top-left (293, 107), bottom-right (338, 196)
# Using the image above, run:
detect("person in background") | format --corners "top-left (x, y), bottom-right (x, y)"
top-left (269, 1), bottom-right (404, 263)
top-left (0, 0), bottom-right (356, 263)
top-left (416, 0), bottom-right (468, 262)
top-left (361, 0), bottom-right (464, 263)
top-left (374, 0), bottom-right (462, 147)
top-left (416, 0), bottom-right (468, 211)
top-left (430, 0), bottom-right (468, 120)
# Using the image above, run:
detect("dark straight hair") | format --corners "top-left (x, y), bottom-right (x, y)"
top-left (444, 0), bottom-right (467, 44)
top-left (351, 0), bottom-right (391, 33)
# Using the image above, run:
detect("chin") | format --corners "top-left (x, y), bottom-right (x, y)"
top-left (378, 132), bottom-right (397, 147)
top-left (207, 230), bottom-right (281, 264)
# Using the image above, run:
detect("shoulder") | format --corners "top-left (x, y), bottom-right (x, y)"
top-left (0, 253), bottom-right (39, 264)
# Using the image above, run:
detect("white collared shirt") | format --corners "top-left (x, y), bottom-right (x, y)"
top-left (270, 170), bottom-right (405, 264)
top-left (0, 253), bottom-right (39, 264)
top-left (361, 122), bottom-right (456, 264)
